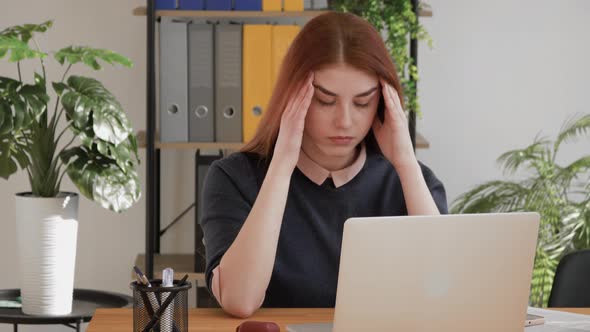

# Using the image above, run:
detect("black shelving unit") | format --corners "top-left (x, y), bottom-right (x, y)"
top-left (141, 0), bottom-right (430, 280)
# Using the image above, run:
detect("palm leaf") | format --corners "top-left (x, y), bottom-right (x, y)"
top-left (497, 136), bottom-right (551, 175)
top-left (450, 181), bottom-right (529, 214)
top-left (553, 156), bottom-right (590, 192)
top-left (554, 114), bottom-right (590, 154)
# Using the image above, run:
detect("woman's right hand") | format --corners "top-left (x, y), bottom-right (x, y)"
top-left (271, 72), bottom-right (315, 173)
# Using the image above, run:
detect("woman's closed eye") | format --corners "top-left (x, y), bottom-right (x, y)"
top-left (315, 97), bottom-right (371, 108)
top-left (315, 96), bottom-right (336, 107)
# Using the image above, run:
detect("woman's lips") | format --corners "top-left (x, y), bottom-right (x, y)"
top-left (328, 136), bottom-right (354, 145)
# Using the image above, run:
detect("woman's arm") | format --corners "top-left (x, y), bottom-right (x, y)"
top-left (214, 162), bottom-right (292, 318)
top-left (372, 80), bottom-right (443, 215)
top-left (396, 161), bottom-right (440, 215)
top-left (211, 73), bottom-right (315, 318)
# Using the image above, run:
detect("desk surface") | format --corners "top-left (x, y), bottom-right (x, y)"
top-left (87, 307), bottom-right (589, 332)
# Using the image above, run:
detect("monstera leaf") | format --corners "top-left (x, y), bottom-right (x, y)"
top-left (0, 36), bottom-right (46, 62)
top-left (54, 46), bottom-right (132, 70)
top-left (60, 145), bottom-right (140, 213)
top-left (0, 20), bottom-right (53, 43)
top-left (61, 75), bottom-right (132, 145)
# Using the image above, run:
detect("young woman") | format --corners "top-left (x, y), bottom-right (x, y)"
top-left (200, 11), bottom-right (447, 318)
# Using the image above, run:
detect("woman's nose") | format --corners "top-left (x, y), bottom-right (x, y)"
top-left (334, 105), bottom-right (353, 129)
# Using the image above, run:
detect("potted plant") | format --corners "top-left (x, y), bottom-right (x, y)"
top-left (451, 114), bottom-right (590, 307)
top-left (0, 21), bottom-right (141, 315)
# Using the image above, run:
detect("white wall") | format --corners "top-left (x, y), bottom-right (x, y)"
top-left (416, 0), bottom-right (590, 203)
top-left (0, 0), bottom-right (589, 331)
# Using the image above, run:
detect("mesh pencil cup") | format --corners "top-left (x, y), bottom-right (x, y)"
top-left (130, 279), bottom-right (192, 332)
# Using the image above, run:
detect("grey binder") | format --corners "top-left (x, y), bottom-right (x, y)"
top-left (214, 23), bottom-right (243, 142)
top-left (304, 0), bottom-right (312, 9)
top-left (160, 18), bottom-right (189, 142)
top-left (313, 0), bottom-right (328, 9)
top-left (188, 22), bottom-right (215, 142)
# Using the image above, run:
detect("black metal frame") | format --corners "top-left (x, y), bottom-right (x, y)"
top-left (409, 0), bottom-right (420, 150)
top-left (10, 319), bottom-right (83, 332)
top-left (143, 0), bottom-right (424, 278)
top-left (145, 0), bottom-right (156, 280)
top-left (0, 289), bottom-right (132, 332)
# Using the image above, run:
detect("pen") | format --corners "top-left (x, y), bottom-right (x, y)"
top-left (133, 266), bottom-right (160, 312)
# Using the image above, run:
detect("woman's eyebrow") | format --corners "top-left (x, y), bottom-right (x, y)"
top-left (312, 83), bottom-right (379, 97)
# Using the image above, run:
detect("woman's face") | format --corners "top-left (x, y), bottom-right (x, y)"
top-left (302, 63), bottom-right (380, 167)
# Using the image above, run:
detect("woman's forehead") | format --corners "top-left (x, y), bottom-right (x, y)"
top-left (313, 63), bottom-right (379, 96)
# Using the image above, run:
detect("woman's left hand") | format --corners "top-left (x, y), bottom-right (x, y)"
top-left (372, 79), bottom-right (418, 171)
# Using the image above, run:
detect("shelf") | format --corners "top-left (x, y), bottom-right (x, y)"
top-left (419, 2), bottom-right (433, 17)
top-left (133, 6), bottom-right (329, 18)
top-left (134, 254), bottom-right (206, 285)
top-left (415, 132), bottom-right (430, 149)
top-left (132, 3), bottom-right (433, 18)
top-left (136, 130), bottom-right (430, 150)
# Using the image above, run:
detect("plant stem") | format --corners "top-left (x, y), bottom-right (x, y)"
top-left (32, 38), bottom-right (46, 82)
top-left (61, 63), bottom-right (72, 83)
top-left (55, 121), bottom-right (73, 144)
top-left (32, 38), bottom-right (48, 127)
top-left (56, 165), bottom-right (68, 189)
top-left (50, 96), bottom-right (61, 129)
top-left (17, 61), bottom-right (22, 82)
top-left (60, 134), bottom-right (76, 152)
top-left (55, 107), bottom-right (65, 127)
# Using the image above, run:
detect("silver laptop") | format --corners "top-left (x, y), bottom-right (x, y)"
top-left (287, 212), bottom-right (540, 332)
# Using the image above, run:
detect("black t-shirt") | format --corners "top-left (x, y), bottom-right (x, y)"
top-left (199, 148), bottom-right (448, 308)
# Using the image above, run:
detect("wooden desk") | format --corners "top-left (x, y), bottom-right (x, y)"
top-left (87, 308), bottom-right (589, 332)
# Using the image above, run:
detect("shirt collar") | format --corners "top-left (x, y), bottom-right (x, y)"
top-left (296, 143), bottom-right (367, 188)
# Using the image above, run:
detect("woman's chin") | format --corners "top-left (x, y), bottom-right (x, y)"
top-left (319, 145), bottom-right (357, 158)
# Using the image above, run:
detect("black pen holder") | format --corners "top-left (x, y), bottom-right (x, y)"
top-left (130, 279), bottom-right (192, 332)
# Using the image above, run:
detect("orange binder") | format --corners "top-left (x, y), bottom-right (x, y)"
top-left (283, 0), bottom-right (304, 11)
top-left (243, 25), bottom-right (272, 143)
top-left (262, 0), bottom-right (282, 11)
top-left (271, 25), bottom-right (300, 88)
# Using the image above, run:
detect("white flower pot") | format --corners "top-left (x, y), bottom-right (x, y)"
top-left (15, 192), bottom-right (79, 316)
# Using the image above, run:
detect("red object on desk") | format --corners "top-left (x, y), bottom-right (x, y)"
top-left (236, 320), bottom-right (281, 332)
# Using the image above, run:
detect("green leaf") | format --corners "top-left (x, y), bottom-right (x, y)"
top-left (496, 136), bottom-right (551, 175)
top-left (19, 83), bottom-right (48, 122)
top-left (0, 103), bottom-right (13, 135)
top-left (66, 151), bottom-right (94, 199)
top-left (12, 147), bottom-right (30, 169)
top-left (61, 76), bottom-right (132, 145)
top-left (554, 114), bottom-right (590, 152)
top-left (0, 36), bottom-right (46, 62)
top-left (0, 21), bottom-right (53, 43)
top-left (59, 146), bottom-right (83, 165)
top-left (93, 103), bottom-right (132, 145)
top-left (54, 46), bottom-right (133, 70)
top-left (52, 82), bottom-right (67, 96)
top-left (93, 164), bottom-right (141, 213)
top-left (64, 145), bottom-right (140, 212)
top-left (0, 153), bottom-right (17, 179)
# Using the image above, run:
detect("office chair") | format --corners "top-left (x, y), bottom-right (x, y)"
top-left (548, 249), bottom-right (590, 307)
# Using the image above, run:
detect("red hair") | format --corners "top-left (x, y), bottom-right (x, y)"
top-left (240, 12), bottom-right (404, 161)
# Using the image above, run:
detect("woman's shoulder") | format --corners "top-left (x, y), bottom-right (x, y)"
top-left (210, 151), bottom-right (267, 182)
top-left (364, 148), bottom-right (442, 183)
